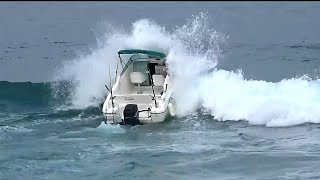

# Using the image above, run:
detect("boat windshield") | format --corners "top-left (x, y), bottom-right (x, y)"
top-left (119, 54), bottom-right (162, 76)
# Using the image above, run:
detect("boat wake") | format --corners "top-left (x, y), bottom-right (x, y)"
top-left (52, 12), bottom-right (320, 127)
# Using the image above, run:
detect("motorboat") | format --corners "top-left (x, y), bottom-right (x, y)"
top-left (102, 49), bottom-right (176, 125)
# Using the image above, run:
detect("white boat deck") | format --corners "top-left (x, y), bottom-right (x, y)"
top-left (129, 86), bottom-right (163, 95)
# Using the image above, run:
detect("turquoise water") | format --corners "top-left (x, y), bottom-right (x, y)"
top-left (2, 2), bottom-right (320, 179)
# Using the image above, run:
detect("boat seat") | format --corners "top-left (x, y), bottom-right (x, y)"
top-left (152, 74), bottom-right (165, 87)
top-left (130, 72), bottom-right (147, 94)
top-left (130, 72), bottom-right (147, 84)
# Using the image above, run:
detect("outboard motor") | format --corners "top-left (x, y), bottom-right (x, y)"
top-left (123, 104), bottom-right (140, 126)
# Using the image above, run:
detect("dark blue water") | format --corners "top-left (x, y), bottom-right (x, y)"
top-left (2, 2), bottom-right (320, 180)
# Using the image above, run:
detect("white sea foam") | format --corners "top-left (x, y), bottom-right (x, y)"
top-left (191, 70), bottom-right (320, 127)
top-left (96, 121), bottom-right (125, 133)
top-left (53, 12), bottom-right (320, 127)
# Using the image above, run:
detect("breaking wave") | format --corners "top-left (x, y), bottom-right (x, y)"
top-left (52, 12), bottom-right (320, 127)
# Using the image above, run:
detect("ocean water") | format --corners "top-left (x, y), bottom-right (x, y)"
top-left (2, 2), bottom-right (320, 180)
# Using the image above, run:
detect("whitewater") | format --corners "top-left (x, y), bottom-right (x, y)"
top-left (53, 12), bottom-right (320, 127)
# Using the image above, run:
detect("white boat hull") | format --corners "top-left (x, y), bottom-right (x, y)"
top-left (101, 50), bottom-right (175, 126)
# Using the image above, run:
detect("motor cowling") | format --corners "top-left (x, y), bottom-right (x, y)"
top-left (123, 104), bottom-right (140, 126)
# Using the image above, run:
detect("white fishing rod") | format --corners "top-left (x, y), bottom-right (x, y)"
top-left (108, 65), bottom-right (114, 108)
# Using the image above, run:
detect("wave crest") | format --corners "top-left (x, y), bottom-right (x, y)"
top-left (51, 12), bottom-right (320, 127)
